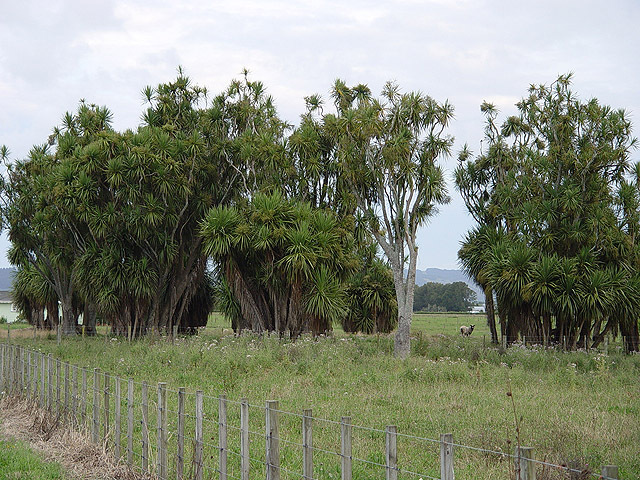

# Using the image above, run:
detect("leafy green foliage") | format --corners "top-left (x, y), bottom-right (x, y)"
top-left (202, 192), bottom-right (357, 336)
top-left (343, 253), bottom-right (397, 333)
top-left (310, 80), bottom-right (453, 356)
top-left (456, 74), bottom-right (640, 350)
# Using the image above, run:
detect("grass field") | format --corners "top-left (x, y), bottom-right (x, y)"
top-left (3, 312), bottom-right (639, 479)
top-left (0, 438), bottom-right (66, 479)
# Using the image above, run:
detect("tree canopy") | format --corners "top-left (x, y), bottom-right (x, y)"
top-left (2, 70), bottom-right (639, 353)
top-left (413, 282), bottom-right (477, 312)
top-left (456, 74), bottom-right (640, 351)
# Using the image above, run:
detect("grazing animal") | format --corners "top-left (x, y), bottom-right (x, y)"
top-left (460, 325), bottom-right (475, 337)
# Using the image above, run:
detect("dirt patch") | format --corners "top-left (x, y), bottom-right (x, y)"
top-left (0, 396), bottom-right (154, 480)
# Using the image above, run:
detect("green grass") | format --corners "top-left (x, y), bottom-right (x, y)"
top-left (3, 322), bottom-right (34, 330)
top-left (0, 438), bottom-right (67, 479)
top-left (5, 312), bottom-right (639, 479)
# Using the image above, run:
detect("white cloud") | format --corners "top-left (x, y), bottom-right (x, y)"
top-left (1, 0), bottom-right (639, 269)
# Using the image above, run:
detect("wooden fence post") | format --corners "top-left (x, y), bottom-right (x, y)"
top-left (177, 387), bottom-right (185, 480)
top-left (13, 346), bottom-right (18, 394)
top-left (4, 344), bottom-right (9, 393)
top-left (10, 345), bottom-right (14, 393)
top-left (240, 398), bottom-right (249, 480)
top-left (219, 394), bottom-right (228, 480)
top-left (515, 446), bottom-right (536, 480)
top-left (194, 390), bottom-right (203, 480)
top-left (157, 382), bottom-right (168, 480)
top-left (115, 377), bottom-right (121, 459)
top-left (40, 354), bottom-right (45, 408)
top-left (64, 362), bottom-right (70, 417)
top-left (266, 400), bottom-right (280, 480)
top-left (5, 344), bottom-right (9, 392)
top-left (11, 346), bottom-right (16, 394)
top-left (440, 433), bottom-right (454, 480)
top-left (15, 345), bottom-right (22, 396)
top-left (3, 344), bottom-right (7, 393)
top-left (27, 350), bottom-right (31, 398)
top-left (9, 345), bottom-right (14, 394)
top-left (11, 345), bottom-right (15, 393)
top-left (601, 465), bottom-right (619, 480)
top-left (303, 409), bottom-right (313, 480)
top-left (127, 378), bottom-right (134, 466)
top-left (104, 372), bottom-right (111, 445)
top-left (5, 344), bottom-right (9, 391)
top-left (81, 368), bottom-right (87, 428)
top-left (5, 344), bottom-right (9, 393)
top-left (72, 365), bottom-right (78, 426)
top-left (386, 425), bottom-right (397, 480)
top-left (46, 355), bottom-right (52, 410)
top-left (10, 345), bottom-right (14, 394)
top-left (32, 351), bottom-right (38, 400)
top-left (1, 344), bottom-right (6, 393)
top-left (341, 416), bottom-right (352, 480)
top-left (18, 347), bottom-right (22, 394)
top-left (21, 348), bottom-right (26, 394)
top-left (6, 345), bottom-right (11, 394)
top-left (141, 381), bottom-right (149, 473)
top-left (56, 359), bottom-right (61, 416)
top-left (0, 344), bottom-right (4, 393)
top-left (92, 368), bottom-right (100, 443)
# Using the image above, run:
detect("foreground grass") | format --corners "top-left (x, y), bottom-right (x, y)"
top-left (0, 438), bottom-right (66, 479)
top-left (6, 314), bottom-right (640, 479)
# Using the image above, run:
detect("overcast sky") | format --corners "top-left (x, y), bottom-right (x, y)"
top-left (1, 0), bottom-right (639, 271)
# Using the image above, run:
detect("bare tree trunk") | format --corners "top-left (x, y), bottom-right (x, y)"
top-left (393, 243), bottom-right (417, 359)
top-left (485, 288), bottom-right (498, 344)
top-left (621, 320), bottom-right (639, 353)
top-left (32, 305), bottom-right (45, 329)
top-left (45, 300), bottom-right (58, 329)
top-left (591, 316), bottom-right (614, 349)
top-left (83, 303), bottom-right (97, 336)
top-left (542, 313), bottom-right (551, 347)
top-left (60, 294), bottom-right (77, 336)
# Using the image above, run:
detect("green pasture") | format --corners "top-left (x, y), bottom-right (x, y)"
top-left (204, 311), bottom-right (491, 338)
top-left (0, 438), bottom-right (66, 479)
top-left (2, 312), bottom-right (638, 479)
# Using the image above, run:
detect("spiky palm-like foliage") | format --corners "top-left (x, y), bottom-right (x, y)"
top-left (202, 192), bottom-right (356, 337)
top-left (457, 75), bottom-right (640, 350)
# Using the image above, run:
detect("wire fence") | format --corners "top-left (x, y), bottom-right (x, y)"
top-left (0, 342), bottom-right (622, 480)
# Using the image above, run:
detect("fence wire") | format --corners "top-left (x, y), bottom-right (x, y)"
top-left (0, 343), bottom-right (620, 480)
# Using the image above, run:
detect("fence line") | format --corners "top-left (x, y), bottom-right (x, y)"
top-left (0, 342), bottom-right (622, 480)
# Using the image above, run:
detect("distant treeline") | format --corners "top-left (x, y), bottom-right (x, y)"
top-left (413, 282), bottom-right (477, 312)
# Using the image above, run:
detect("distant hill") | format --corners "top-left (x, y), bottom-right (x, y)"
top-left (414, 268), bottom-right (483, 301)
top-left (0, 268), bottom-right (15, 291)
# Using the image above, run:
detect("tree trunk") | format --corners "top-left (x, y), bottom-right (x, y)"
top-left (542, 313), bottom-right (551, 347)
top-left (31, 304), bottom-right (45, 329)
top-left (621, 320), bottom-right (639, 353)
top-left (591, 316), bottom-right (614, 349)
top-left (578, 318), bottom-right (592, 350)
top-left (485, 288), bottom-right (498, 344)
top-left (83, 302), bottom-right (97, 336)
top-left (393, 243), bottom-right (417, 359)
top-left (60, 294), bottom-right (77, 336)
top-left (45, 300), bottom-right (58, 329)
